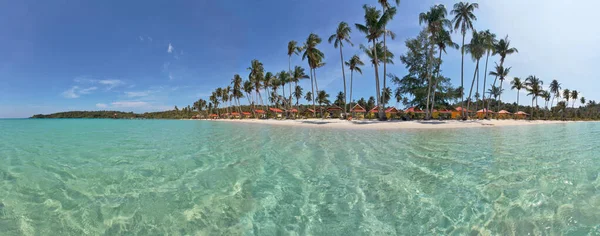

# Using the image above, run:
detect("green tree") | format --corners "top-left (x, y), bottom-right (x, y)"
top-left (328, 21), bottom-right (353, 116)
top-left (571, 90), bottom-right (578, 108)
top-left (317, 90), bottom-right (330, 108)
top-left (293, 85), bottom-right (303, 106)
top-left (378, 0), bottom-right (400, 98)
top-left (525, 76), bottom-right (544, 119)
top-left (335, 91), bottom-right (345, 107)
top-left (489, 35), bottom-right (518, 112)
top-left (243, 80), bottom-right (255, 115)
top-left (487, 85), bottom-right (503, 111)
top-left (355, 4), bottom-right (394, 120)
top-left (248, 59), bottom-right (265, 110)
top-left (510, 77), bottom-right (523, 109)
top-left (549, 79), bottom-right (561, 108)
top-left (345, 55), bottom-right (364, 110)
top-left (479, 30), bottom-right (497, 112)
top-left (429, 27), bottom-right (458, 117)
top-left (304, 91), bottom-right (312, 105)
top-left (451, 2), bottom-right (478, 117)
top-left (563, 89), bottom-right (571, 110)
top-left (464, 30), bottom-right (485, 117)
top-left (488, 63), bottom-right (511, 111)
top-left (231, 74), bottom-right (244, 116)
top-left (302, 33), bottom-right (325, 116)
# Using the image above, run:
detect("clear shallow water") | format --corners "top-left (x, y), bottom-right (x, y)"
top-left (0, 119), bottom-right (599, 235)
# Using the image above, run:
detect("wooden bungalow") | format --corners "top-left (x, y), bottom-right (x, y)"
top-left (254, 109), bottom-right (266, 118)
top-left (476, 109), bottom-right (495, 119)
top-left (350, 104), bottom-right (366, 120)
top-left (302, 108), bottom-right (316, 118)
top-left (269, 108), bottom-right (283, 118)
top-left (514, 111), bottom-right (529, 119)
top-left (452, 107), bottom-right (474, 119)
top-left (287, 108), bottom-right (298, 119)
top-left (405, 107), bottom-right (425, 119)
top-left (230, 112), bottom-right (241, 119)
top-left (326, 106), bottom-right (343, 118)
top-left (242, 112), bottom-right (252, 118)
top-left (209, 114), bottom-right (218, 119)
top-left (497, 110), bottom-right (511, 119)
top-left (385, 107), bottom-right (401, 119)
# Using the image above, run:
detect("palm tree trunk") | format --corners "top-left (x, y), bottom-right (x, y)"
top-left (482, 50), bottom-right (490, 115)
top-left (424, 43), bottom-right (434, 120)
top-left (460, 33), bottom-right (466, 118)
top-left (531, 98), bottom-right (534, 120)
top-left (383, 27), bottom-right (388, 111)
top-left (372, 40), bottom-right (384, 120)
top-left (488, 75), bottom-right (498, 113)
top-left (430, 49), bottom-right (444, 118)
top-left (339, 46), bottom-right (348, 117)
top-left (475, 63), bottom-right (480, 113)
top-left (349, 70), bottom-right (354, 118)
top-left (466, 59), bottom-right (480, 117)
top-left (311, 68), bottom-right (316, 117)
top-left (314, 69), bottom-right (323, 118)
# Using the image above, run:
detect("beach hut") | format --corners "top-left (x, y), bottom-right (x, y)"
top-left (287, 108), bottom-right (298, 119)
top-left (326, 106), bottom-right (343, 118)
top-left (514, 111), bottom-right (529, 119)
top-left (452, 107), bottom-right (474, 119)
top-left (476, 109), bottom-right (495, 119)
top-left (230, 112), bottom-right (241, 119)
top-left (404, 107), bottom-right (425, 119)
top-left (497, 110), bottom-right (511, 119)
top-left (302, 108), bottom-right (316, 118)
top-left (209, 114), bottom-right (218, 119)
top-left (242, 112), bottom-right (252, 118)
top-left (436, 109), bottom-right (453, 120)
top-left (269, 108), bottom-right (283, 118)
top-left (254, 109), bottom-right (266, 118)
top-left (385, 107), bottom-right (400, 119)
top-left (350, 104), bottom-right (366, 120)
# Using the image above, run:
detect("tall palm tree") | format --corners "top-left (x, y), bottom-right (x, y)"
top-left (580, 97), bottom-right (586, 107)
top-left (248, 59), bottom-right (265, 110)
top-left (223, 86), bottom-right (231, 116)
top-left (359, 42), bottom-right (393, 119)
top-left (430, 28), bottom-right (458, 117)
top-left (345, 55), bottom-right (364, 113)
top-left (487, 85), bottom-right (503, 111)
top-left (231, 74), bottom-right (244, 116)
top-left (525, 76), bottom-right (543, 119)
top-left (293, 85), bottom-right (303, 106)
top-left (287, 41), bottom-right (301, 101)
top-left (290, 66), bottom-right (309, 110)
top-left (302, 33), bottom-right (325, 117)
top-left (465, 30), bottom-right (485, 116)
top-left (277, 71), bottom-right (291, 106)
top-left (378, 0), bottom-right (400, 97)
top-left (571, 90), bottom-right (578, 108)
top-left (317, 90), bottom-right (330, 108)
top-left (479, 30), bottom-right (497, 112)
top-left (541, 90), bottom-right (551, 109)
top-left (356, 4), bottom-right (394, 120)
top-left (549, 79), bottom-right (561, 108)
top-left (510, 77), bottom-right (523, 109)
top-left (304, 91), bottom-right (313, 106)
top-left (451, 2), bottom-right (479, 117)
top-left (420, 4), bottom-right (452, 119)
top-left (243, 80), bottom-right (255, 116)
top-left (328, 21), bottom-right (353, 115)
top-left (563, 89), bottom-right (571, 109)
top-left (264, 72), bottom-right (275, 110)
top-left (488, 63), bottom-right (511, 111)
top-left (209, 91), bottom-right (219, 116)
top-left (489, 35), bottom-right (518, 111)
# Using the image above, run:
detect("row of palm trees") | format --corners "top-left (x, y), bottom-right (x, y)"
top-left (187, 1), bottom-right (590, 121)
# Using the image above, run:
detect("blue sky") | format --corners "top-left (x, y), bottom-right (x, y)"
top-left (1, 0), bottom-right (597, 118)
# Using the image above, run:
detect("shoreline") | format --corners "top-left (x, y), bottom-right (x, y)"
top-left (198, 118), bottom-right (579, 130)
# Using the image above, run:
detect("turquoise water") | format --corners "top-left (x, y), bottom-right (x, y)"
top-left (0, 119), bottom-right (599, 235)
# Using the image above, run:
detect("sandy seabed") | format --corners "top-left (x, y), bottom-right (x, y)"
top-left (199, 118), bottom-right (574, 130)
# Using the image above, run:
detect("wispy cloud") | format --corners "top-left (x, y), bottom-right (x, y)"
top-left (125, 91), bottom-right (150, 98)
top-left (61, 86), bottom-right (97, 99)
top-left (111, 101), bottom-right (149, 108)
top-left (138, 36), bottom-right (144, 41)
top-left (98, 79), bottom-right (124, 90)
top-left (167, 43), bottom-right (174, 53)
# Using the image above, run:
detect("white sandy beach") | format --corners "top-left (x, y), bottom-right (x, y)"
top-left (205, 118), bottom-right (572, 130)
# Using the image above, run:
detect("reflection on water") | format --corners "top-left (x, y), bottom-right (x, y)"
top-left (0, 119), bottom-right (599, 235)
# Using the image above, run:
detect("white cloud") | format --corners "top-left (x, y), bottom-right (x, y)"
top-left (148, 36), bottom-right (153, 42)
top-left (169, 73), bottom-right (174, 80)
top-left (62, 86), bottom-right (80, 98)
top-left (96, 103), bottom-right (108, 108)
top-left (61, 86), bottom-right (97, 98)
top-left (79, 86), bottom-right (97, 94)
top-left (111, 101), bottom-right (149, 108)
top-left (167, 43), bottom-right (174, 53)
top-left (139, 36), bottom-right (144, 41)
top-left (125, 91), bottom-right (150, 98)
top-left (98, 79), bottom-right (124, 89)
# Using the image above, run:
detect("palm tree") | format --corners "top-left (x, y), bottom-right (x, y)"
top-left (345, 55), bottom-right (364, 114)
top-left (277, 71), bottom-right (291, 107)
top-left (359, 42), bottom-right (393, 119)
top-left (430, 28), bottom-right (458, 117)
top-left (231, 74), bottom-right (244, 116)
top-left (287, 41), bottom-right (301, 101)
top-left (328, 21), bottom-right (353, 116)
top-left (571, 90), bottom-right (578, 108)
top-left (378, 0), bottom-right (399, 95)
top-left (451, 2), bottom-right (478, 117)
top-left (355, 4), bottom-right (394, 120)
top-left (489, 35), bottom-right (518, 112)
top-left (479, 30), bottom-right (497, 112)
top-left (305, 91), bottom-right (313, 106)
top-left (302, 33), bottom-right (325, 117)
top-left (317, 90), bottom-right (330, 108)
top-left (488, 85), bottom-right (503, 111)
top-left (222, 86), bottom-right (231, 116)
top-left (248, 59), bottom-right (265, 110)
top-left (563, 89), bottom-right (571, 109)
top-left (243, 80), bottom-right (255, 116)
top-left (293, 85), bottom-right (303, 106)
top-left (542, 90), bottom-right (551, 109)
top-left (525, 76), bottom-right (543, 119)
top-left (420, 4), bottom-right (452, 119)
top-left (465, 30), bottom-right (485, 117)
top-left (215, 87), bottom-right (223, 115)
top-left (510, 77), bottom-right (523, 109)
top-left (209, 91), bottom-right (219, 116)
top-left (290, 66), bottom-right (309, 110)
top-left (335, 91), bottom-right (345, 107)
top-left (269, 76), bottom-right (281, 107)
top-left (549, 79), bottom-right (561, 108)
top-left (488, 63), bottom-right (511, 111)
top-left (580, 97), bottom-right (586, 107)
